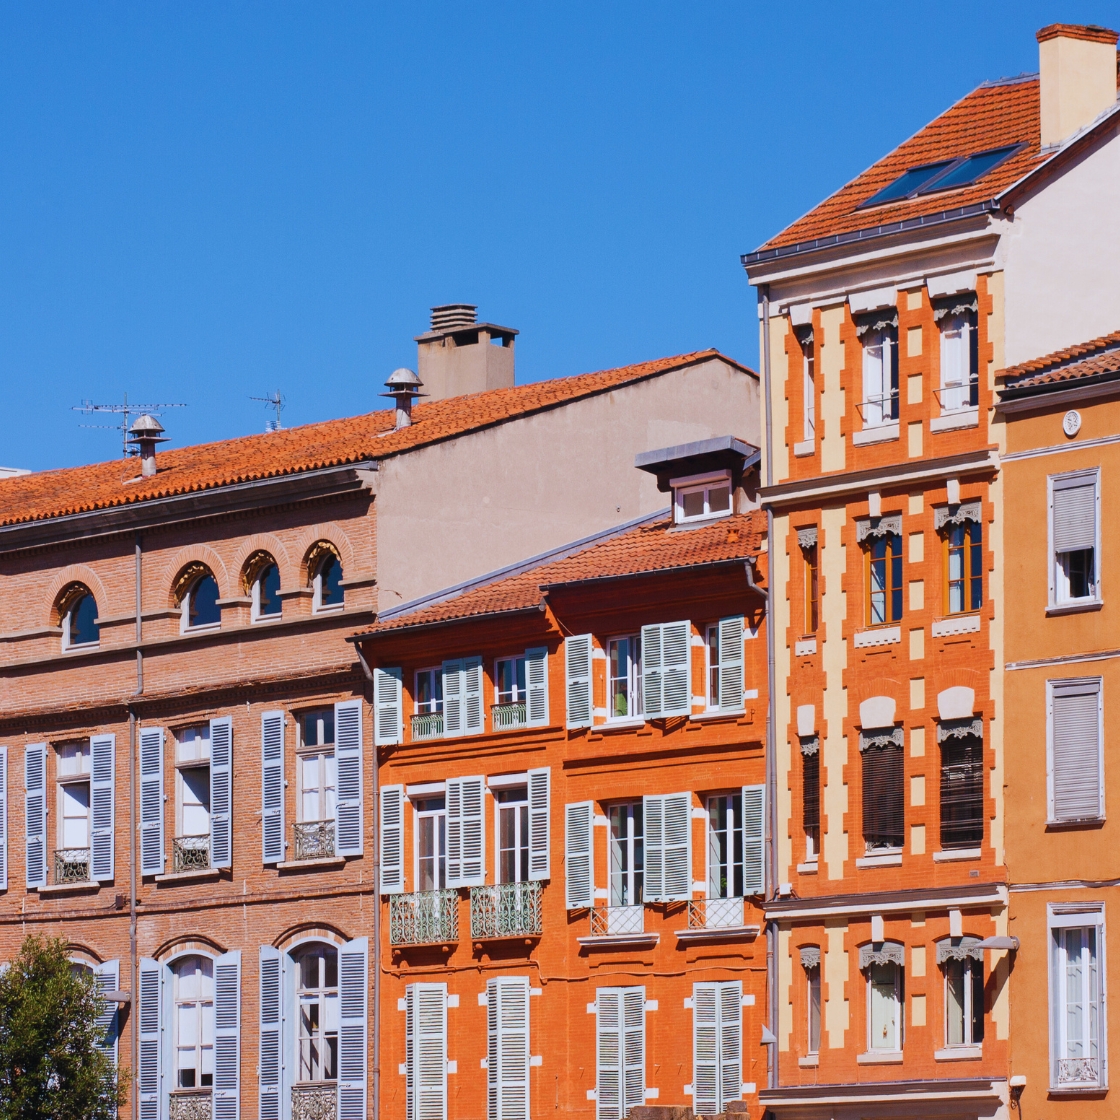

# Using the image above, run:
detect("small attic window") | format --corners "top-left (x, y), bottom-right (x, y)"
top-left (672, 470), bottom-right (732, 524)
top-left (860, 160), bottom-right (955, 207)
top-left (858, 145), bottom-right (1023, 209)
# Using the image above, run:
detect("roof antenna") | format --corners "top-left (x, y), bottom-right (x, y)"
top-left (73, 392), bottom-right (187, 456)
top-left (251, 390), bottom-right (285, 432)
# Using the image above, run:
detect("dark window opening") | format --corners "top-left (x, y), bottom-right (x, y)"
top-left (862, 743), bottom-right (904, 851)
top-left (188, 575), bottom-right (221, 628)
top-left (68, 593), bottom-right (100, 646)
top-left (940, 735), bottom-right (984, 850)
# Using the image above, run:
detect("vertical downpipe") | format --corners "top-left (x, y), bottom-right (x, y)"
top-left (131, 533), bottom-right (142, 1120)
top-left (135, 533), bottom-right (143, 695)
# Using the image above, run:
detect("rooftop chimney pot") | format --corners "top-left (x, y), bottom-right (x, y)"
top-left (430, 304), bottom-right (478, 331)
top-left (382, 368), bottom-right (427, 430)
top-left (127, 414), bottom-right (168, 477)
top-left (1036, 23), bottom-right (1119, 148)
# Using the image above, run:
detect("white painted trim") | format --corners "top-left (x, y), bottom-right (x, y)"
top-left (932, 615), bottom-right (981, 638)
top-left (934, 1046), bottom-right (983, 1061)
top-left (930, 409), bottom-right (979, 433)
top-left (765, 885), bottom-right (1007, 921)
top-left (854, 626), bottom-right (901, 649)
top-left (852, 423), bottom-right (900, 446)
top-left (933, 848), bottom-right (981, 862)
top-left (1008, 647), bottom-right (1120, 671)
top-left (794, 638), bottom-right (817, 656)
top-left (856, 851), bottom-right (902, 868)
top-left (793, 440), bottom-right (815, 458)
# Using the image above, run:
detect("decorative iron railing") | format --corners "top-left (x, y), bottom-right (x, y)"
top-left (291, 1084), bottom-right (337, 1120)
top-left (389, 889), bottom-right (459, 946)
top-left (54, 848), bottom-right (91, 885)
top-left (854, 392), bottom-right (900, 425)
top-left (172, 835), bottom-right (211, 873)
top-left (471, 881), bottom-right (542, 939)
top-left (590, 904), bottom-right (644, 938)
top-left (1057, 1057), bottom-right (1099, 1085)
top-left (688, 896), bottom-right (745, 930)
top-left (169, 1090), bottom-right (212, 1120)
top-left (411, 712), bottom-right (444, 741)
top-left (491, 702), bottom-right (527, 730)
top-left (294, 821), bottom-right (336, 861)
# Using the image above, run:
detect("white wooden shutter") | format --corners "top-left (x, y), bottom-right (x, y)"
top-left (464, 656), bottom-right (484, 733)
top-left (334, 699), bottom-right (364, 856)
top-left (1051, 678), bottom-right (1103, 821)
top-left (375, 668), bottom-right (403, 746)
top-left (0, 746), bottom-right (9, 891)
top-left (488, 976), bottom-right (530, 1120)
top-left (595, 989), bottom-right (622, 1120)
top-left (621, 988), bottom-right (645, 1116)
top-left (213, 950), bottom-right (241, 1120)
top-left (261, 711), bottom-right (285, 865)
top-left (718, 981), bottom-right (743, 1109)
top-left (642, 622), bottom-right (690, 717)
top-left (565, 635), bottom-right (593, 729)
top-left (137, 958), bottom-right (163, 1120)
top-left (25, 743), bottom-right (46, 888)
top-left (527, 767), bottom-right (550, 881)
top-left (643, 792), bottom-right (691, 901)
top-left (93, 959), bottom-right (120, 1065)
top-left (717, 616), bottom-right (745, 711)
top-left (443, 660), bottom-right (464, 736)
top-left (139, 726), bottom-right (165, 876)
top-left (90, 733), bottom-right (115, 882)
top-left (742, 784), bottom-right (766, 895)
top-left (258, 946), bottom-right (283, 1120)
top-left (209, 717), bottom-right (233, 869)
top-left (564, 801), bottom-right (594, 910)
top-left (406, 982), bottom-right (448, 1120)
top-left (641, 625), bottom-right (663, 717)
top-left (338, 937), bottom-right (368, 1120)
top-left (380, 785), bottom-right (406, 894)
top-left (692, 983), bottom-right (719, 1116)
top-left (446, 776), bottom-right (485, 887)
top-left (1052, 472), bottom-right (1098, 553)
top-left (525, 648), bottom-right (549, 727)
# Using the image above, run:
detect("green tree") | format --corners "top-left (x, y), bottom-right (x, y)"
top-left (0, 935), bottom-right (126, 1120)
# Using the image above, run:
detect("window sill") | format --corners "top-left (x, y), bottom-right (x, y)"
top-left (64, 642), bottom-right (101, 654)
top-left (181, 623), bottom-right (221, 635)
top-left (674, 924), bottom-right (760, 943)
top-left (931, 614), bottom-right (981, 637)
top-left (797, 860), bottom-right (819, 875)
top-left (793, 439), bottom-right (815, 458)
top-left (853, 625), bottom-right (901, 649)
top-left (856, 849), bottom-right (902, 868)
top-left (1046, 599), bottom-right (1103, 616)
top-left (1047, 1084), bottom-right (1108, 1097)
top-left (312, 604), bottom-right (346, 616)
top-left (251, 614), bottom-right (284, 626)
top-left (599, 718), bottom-right (646, 731)
top-left (155, 867), bottom-right (221, 884)
top-left (857, 1050), bottom-right (903, 1064)
top-left (930, 408), bottom-right (979, 433)
top-left (276, 856), bottom-right (347, 871)
top-left (934, 1046), bottom-right (982, 1061)
top-left (794, 637), bottom-right (817, 656)
top-left (37, 881), bottom-right (100, 897)
top-left (933, 848), bottom-right (981, 862)
top-left (1046, 816), bottom-right (1105, 830)
top-left (798, 1055), bottom-right (820, 1068)
top-left (576, 933), bottom-right (660, 949)
top-left (852, 423), bottom-right (899, 447)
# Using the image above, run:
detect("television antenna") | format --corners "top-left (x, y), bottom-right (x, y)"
top-left (72, 392), bottom-right (187, 456)
top-left (251, 390), bottom-right (285, 432)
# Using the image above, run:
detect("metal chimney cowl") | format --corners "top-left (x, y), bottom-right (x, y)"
top-left (382, 368), bottom-right (427, 430)
top-left (127, 414), bottom-right (168, 477)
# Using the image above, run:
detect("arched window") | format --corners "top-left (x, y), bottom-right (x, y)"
top-left (307, 543), bottom-right (344, 613)
top-left (295, 944), bottom-right (338, 1084)
top-left (245, 552), bottom-right (282, 622)
top-left (177, 567), bottom-right (221, 631)
top-left (61, 586), bottom-right (99, 649)
top-left (173, 956), bottom-right (214, 1090)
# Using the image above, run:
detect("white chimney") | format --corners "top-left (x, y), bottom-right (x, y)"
top-left (1037, 23), bottom-right (1118, 148)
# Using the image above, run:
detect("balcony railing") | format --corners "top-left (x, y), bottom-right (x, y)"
top-left (390, 889), bottom-right (459, 946)
top-left (470, 881), bottom-right (542, 939)
top-left (291, 1084), bottom-right (337, 1120)
top-left (590, 904), bottom-right (644, 938)
top-left (172, 835), bottom-right (211, 873)
top-left (169, 1090), bottom-right (213, 1120)
top-left (932, 382), bottom-right (979, 412)
top-left (854, 392), bottom-right (899, 427)
top-left (1057, 1057), bottom-right (1100, 1085)
top-left (411, 712), bottom-right (444, 741)
top-left (688, 896), bottom-right (745, 930)
top-left (294, 820), bottom-right (336, 861)
top-left (491, 702), bottom-right (527, 731)
top-left (54, 848), bottom-right (91, 885)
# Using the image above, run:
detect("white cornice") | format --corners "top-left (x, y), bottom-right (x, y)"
top-left (765, 883), bottom-right (1007, 921)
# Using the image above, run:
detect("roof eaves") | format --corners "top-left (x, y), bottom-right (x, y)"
top-left (998, 365), bottom-right (1120, 403)
top-left (349, 604), bottom-right (545, 643)
top-left (539, 555), bottom-right (754, 593)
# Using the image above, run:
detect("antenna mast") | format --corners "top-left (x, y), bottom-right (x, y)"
top-left (251, 391), bottom-right (285, 432)
top-left (72, 392), bottom-right (187, 455)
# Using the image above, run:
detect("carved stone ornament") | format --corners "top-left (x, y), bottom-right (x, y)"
top-left (859, 941), bottom-right (904, 969)
top-left (856, 513), bottom-right (902, 544)
top-left (935, 936), bottom-right (984, 964)
top-left (932, 295), bottom-right (979, 321)
top-left (800, 735), bottom-right (820, 757)
top-left (797, 526), bottom-right (818, 550)
top-left (800, 946), bottom-right (821, 970)
top-left (795, 325), bottom-right (815, 348)
top-left (859, 727), bottom-right (904, 753)
top-left (937, 718), bottom-right (984, 744)
top-left (855, 312), bottom-right (899, 337)
top-left (934, 500), bottom-right (982, 530)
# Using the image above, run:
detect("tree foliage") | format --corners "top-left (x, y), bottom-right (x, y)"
top-left (0, 935), bottom-right (125, 1120)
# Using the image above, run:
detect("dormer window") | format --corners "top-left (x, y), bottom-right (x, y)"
top-left (672, 471), bottom-right (732, 524)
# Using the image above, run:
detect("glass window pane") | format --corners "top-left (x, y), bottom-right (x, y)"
top-left (682, 489), bottom-right (705, 519)
top-left (860, 161), bottom-right (955, 207)
top-left (258, 563), bottom-right (281, 616)
top-left (708, 485), bottom-right (731, 513)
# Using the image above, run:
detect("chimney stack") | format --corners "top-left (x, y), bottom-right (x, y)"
top-left (416, 304), bottom-right (518, 402)
top-left (127, 414), bottom-right (168, 477)
top-left (1036, 23), bottom-right (1118, 148)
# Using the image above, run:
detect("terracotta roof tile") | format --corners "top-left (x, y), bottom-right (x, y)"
top-left (360, 511), bottom-right (766, 635)
top-left (998, 329), bottom-right (1120, 392)
top-left (0, 350), bottom-right (750, 529)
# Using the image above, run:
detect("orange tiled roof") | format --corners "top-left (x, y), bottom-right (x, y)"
top-left (360, 511), bottom-right (766, 635)
top-left (998, 329), bottom-right (1120, 392)
top-left (0, 350), bottom-right (750, 529)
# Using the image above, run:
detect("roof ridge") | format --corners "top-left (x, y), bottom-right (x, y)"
top-left (979, 71), bottom-right (1039, 88)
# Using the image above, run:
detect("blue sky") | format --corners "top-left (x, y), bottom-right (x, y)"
top-left (0, 2), bottom-right (1115, 470)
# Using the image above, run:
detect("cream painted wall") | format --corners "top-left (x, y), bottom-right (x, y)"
top-left (769, 315), bottom-right (791, 483)
top-left (773, 512), bottom-right (793, 883)
top-left (824, 919), bottom-right (850, 1048)
top-left (374, 358), bottom-right (760, 607)
top-left (821, 505), bottom-right (849, 880)
top-left (778, 925), bottom-right (793, 1052)
top-left (819, 307), bottom-right (846, 475)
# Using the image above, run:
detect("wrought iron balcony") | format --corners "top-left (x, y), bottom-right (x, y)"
top-left (54, 848), bottom-right (91, 885)
top-left (169, 1090), bottom-right (212, 1120)
top-left (1057, 1057), bottom-right (1099, 1085)
top-left (172, 835), bottom-right (211, 873)
top-left (470, 881), bottom-right (542, 939)
top-left (411, 712), bottom-right (444, 741)
top-left (291, 1084), bottom-right (337, 1120)
top-left (294, 820), bottom-right (336, 861)
top-left (688, 896), bottom-right (745, 930)
top-left (589, 904), bottom-right (644, 938)
top-left (389, 889), bottom-right (459, 946)
top-left (491, 702), bottom-right (527, 731)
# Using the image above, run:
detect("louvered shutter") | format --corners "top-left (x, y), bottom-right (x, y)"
top-left (89, 733), bottom-right (115, 882)
top-left (261, 711), bottom-right (285, 865)
top-left (621, 988), bottom-right (646, 1116)
top-left (564, 801), bottom-right (594, 909)
top-left (334, 700), bottom-right (364, 856)
top-left (443, 660), bottom-right (464, 736)
top-left (446, 776), bottom-right (485, 887)
top-left (137, 959), bottom-right (163, 1120)
top-left (527, 767), bottom-right (550, 881)
top-left (643, 792), bottom-right (691, 901)
top-left (487, 976), bottom-right (530, 1120)
top-left (742, 784), bottom-right (765, 895)
top-left (717, 616), bottom-right (744, 711)
top-left (139, 727), bottom-right (165, 876)
top-left (379, 785), bottom-right (405, 894)
top-left (718, 982), bottom-right (742, 1109)
top-left (0, 746), bottom-right (7, 891)
top-left (406, 982), bottom-right (448, 1120)
top-left (375, 668), bottom-right (403, 746)
top-left (692, 983), bottom-right (719, 1115)
top-left (525, 648), bottom-right (549, 727)
top-left (338, 937), bottom-right (368, 1120)
top-left (258, 946), bottom-right (283, 1120)
top-left (862, 744), bottom-right (904, 849)
top-left (464, 656), bottom-right (484, 733)
top-left (213, 950), bottom-right (241, 1120)
top-left (565, 635), bottom-right (593, 729)
top-left (596, 989), bottom-right (622, 1120)
top-left (1051, 678), bottom-right (1103, 821)
top-left (25, 743), bottom-right (46, 888)
top-left (93, 959), bottom-right (120, 1065)
top-left (209, 717), bottom-right (233, 869)
top-left (642, 622), bottom-right (690, 717)
top-left (1052, 473), bottom-right (1097, 553)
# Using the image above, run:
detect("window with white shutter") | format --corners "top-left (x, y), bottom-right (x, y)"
top-left (641, 621), bottom-right (691, 718)
top-left (443, 658), bottom-right (485, 736)
top-left (338, 937), bottom-right (368, 1120)
top-left (717, 617), bottom-right (744, 711)
top-left (261, 712), bottom-right (285, 865)
top-left (527, 768), bottom-right (550, 881)
top-left (642, 792), bottom-right (691, 902)
top-left (564, 801), bottom-right (594, 909)
top-left (487, 976), bottom-right (530, 1120)
top-left (375, 668), bottom-right (403, 746)
top-left (138, 958), bottom-right (164, 1120)
top-left (25, 742), bottom-right (47, 889)
top-left (692, 982), bottom-right (742, 1115)
top-left (405, 982), bottom-right (448, 1120)
top-left (380, 785), bottom-right (406, 894)
top-left (446, 776), bottom-right (486, 887)
top-left (212, 951), bottom-right (241, 1120)
top-left (1048, 677), bottom-right (1104, 823)
top-left (139, 727), bottom-right (165, 876)
top-left (258, 946), bottom-right (283, 1120)
top-left (89, 733), bottom-right (115, 882)
top-left (334, 700), bottom-right (364, 856)
top-left (93, 959), bottom-right (120, 1065)
top-left (565, 635), bottom-right (593, 729)
top-left (595, 987), bottom-right (645, 1120)
top-left (1049, 905), bottom-right (1106, 1090)
top-left (208, 718), bottom-right (232, 869)
top-left (0, 745), bottom-right (6, 891)
top-left (1050, 470), bottom-right (1100, 606)
top-left (525, 648), bottom-right (549, 727)
top-left (742, 784), bottom-right (765, 895)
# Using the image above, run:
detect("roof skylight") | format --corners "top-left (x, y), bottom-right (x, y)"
top-left (858, 144), bottom-right (1023, 209)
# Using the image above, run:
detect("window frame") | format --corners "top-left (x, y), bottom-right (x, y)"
top-left (859, 324), bottom-right (899, 429)
top-left (802, 745), bottom-right (820, 862)
top-left (62, 590), bottom-right (100, 650)
top-left (56, 741), bottom-right (92, 854)
top-left (802, 334), bottom-right (816, 443)
top-left (606, 634), bottom-right (642, 723)
top-left (936, 305), bottom-right (979, 414)
top-left (942, 952), bottom-right (985, 1050)
top-left (1048, 904), bottom-right (1108, 1092)
top-left (803, 543), bottom-right (819, 634)
top-left (866, 959), bottom-right (902, 1053)
top-left (494, 785), bottom-right (530, 885)
top-left (296, 709), bottom-right (337, 827)
top-left (413, 794), bottom-right (447, 892)
top-left (180, 573), bottom-right (222, 633)
top-left (705, 792), bottom-right (744, 900)
top-left (671, 470), bottom-right (733, 525)
top-left (1048, 468), bottom-right (1102, 610)
top-left (807, 961), bottom-right (822, 1055)
top-left (494, 655), bottom-right (528, 706)
top-left (312, 553), bottom-right (345, 614)
top-left (704, 625), bottom-right (720, 710)
top-left (251, 561), bottom-right (283, 623)
top-left (1046, 676), bottom-right (1105, 826)
top-left (865, 533), bottom-right (903, 627)
top-left (414, 667), bottom-right (444, 717)
top-left (172, 954), bottom-right (215, 1091)
top-left (608, 801), bottom-right (644, 907)
top-left (942, 520), bottom-right (983, 616)
top-left (294, 943), bottom-right (340, 1086)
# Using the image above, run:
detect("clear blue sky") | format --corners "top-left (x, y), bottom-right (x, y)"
top-left (1, 2), bottom-right (1115, 470)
